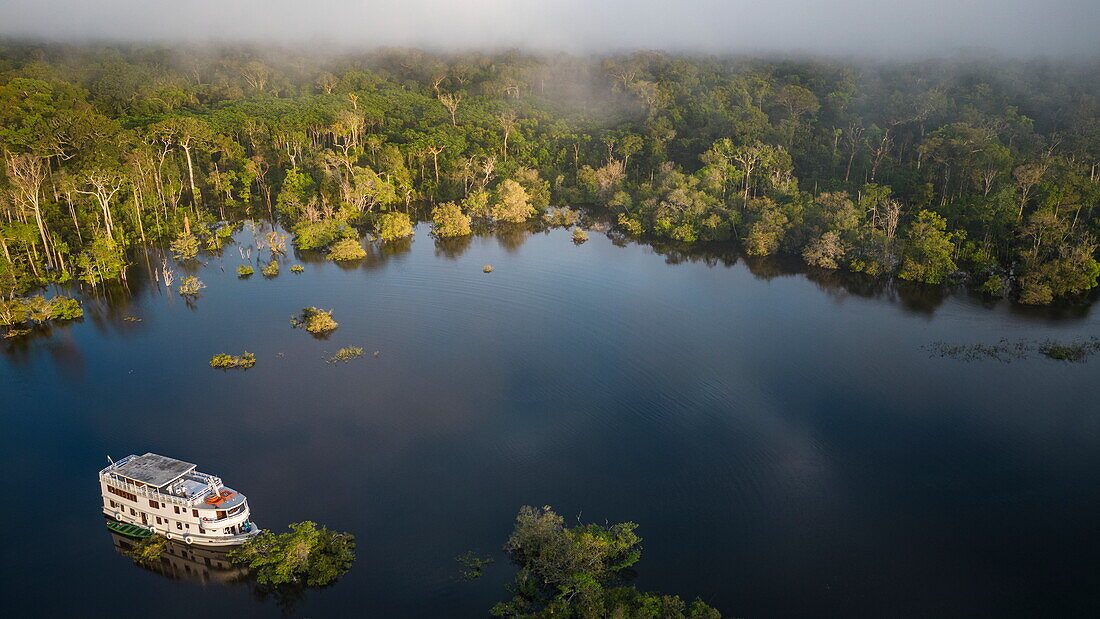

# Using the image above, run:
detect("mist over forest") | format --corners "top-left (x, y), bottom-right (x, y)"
top-left (3, 0), bottom-right (1100, 58)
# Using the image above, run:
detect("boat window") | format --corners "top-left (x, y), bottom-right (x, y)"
top-left (228, 505), bottom-right (244, 515)
top-left (173, 505), bottom-right (180, 514)
top-left (149, 499), bottom-right (158, 508)
top-left (192, 509), bottom-right (199, 517)
top-left (107, 485), bottom-right (137, 502)
top-left (217, 510), bottom-right (227, 519)
top-left (156, 516), bottom-right (162, 524)
top-left (130, 508), bottom-right (136, 516)
top-left (176, 522), bottom-right (182, 530)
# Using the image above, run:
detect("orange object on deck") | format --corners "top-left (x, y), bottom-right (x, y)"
top-left (204, 490), bottom-right (235, 505)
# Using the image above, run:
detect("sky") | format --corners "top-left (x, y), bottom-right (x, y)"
top-left (0, 0), bottom-right (1097, 58)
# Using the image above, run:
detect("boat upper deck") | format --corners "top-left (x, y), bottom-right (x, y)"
top-left (112, 453), bottom-right (196, 488)
top-left (101, 454), bottom-right (246, 508)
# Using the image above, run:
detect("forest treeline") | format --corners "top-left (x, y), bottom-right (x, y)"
top-left (1, 44), bottom-right (1098, 304)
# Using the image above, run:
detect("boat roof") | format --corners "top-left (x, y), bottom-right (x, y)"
top-left (114, 453), bottom-right (197, 487)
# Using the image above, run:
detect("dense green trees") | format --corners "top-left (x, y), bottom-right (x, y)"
top-left (1, 44), bottom-right (1097, 304)
top-left (228, 521), bottom-right (355, 587)
top-left (491, 506), bottom-right (719, 618)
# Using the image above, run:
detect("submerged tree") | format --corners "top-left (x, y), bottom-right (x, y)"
top-left (229, 521), bottom-right (355, 587)
top-left (490, 506), bottom-right (720, 618)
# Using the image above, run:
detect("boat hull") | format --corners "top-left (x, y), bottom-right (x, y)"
top-left (103, 507), bottom-right (260, 547)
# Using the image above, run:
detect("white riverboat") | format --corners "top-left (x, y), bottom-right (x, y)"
top-left (100, 453), bottom-right (260, 547)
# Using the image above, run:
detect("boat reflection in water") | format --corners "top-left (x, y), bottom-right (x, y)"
top-left (107, 530), bottom-right (312, 612)
top-left (109, 530), bottom-right (249, 585)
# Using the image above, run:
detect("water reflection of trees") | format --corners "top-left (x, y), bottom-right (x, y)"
top-left (5, 216), bottom-right (1097, 365)
top-left (495, 223), bottom-right (531, 253)
top-left (434, 234), bottom-right (473, 260)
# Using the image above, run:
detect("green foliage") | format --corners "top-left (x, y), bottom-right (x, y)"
top-left (276, 167), bottom-right (316, 220)
top-left (327, 238), bottom-right (366, 261)
top-left (378, 212), bottom-right (414, 241)
top-left (178, 275), bottom-right (205, 296)
top-left (980, 274), bottom-right (1005, 297)
top-left (328, 346), bottom-right (364, 363)
top-left (76, 236), bottom-right (128, 285)
top-left (261, 260), bottom-right (280, 277)
top-left (544, 207), bottom-right (580, 228)
top-left (292, 307), bottom-right (338, 334)
top-left (456, 551), bottom-right (495, 580)
top-left (431, 202), bottom-right (472, 238)
top-left (292, 218), bottom-right (354, 250)
top-left (898, 210), bottom-right (958, 284)
top-left (237, 265), bottom-right (254, 277)
top-left (128, 534), bottom-right (169, 566)
top-left (492, 180), bottom-right (535, 223)
top-left (1, 46), bottom-right (1098, 305)
top-left (491, 506), bottom-right (719, 618)
top-left (483, 264), bottom-right (494, 273)
top-left (0, 295), bottom-right (83, 327)
top-left (803, 231), bottom-right (848, 269)
top-left (743, 200), bottom-right (790, 256)
top-left (290, 264), bottom-right (305, 273)
top-left (210, 351), bottom-right (256, 369)
top-left (228, 521), bottom-right (355, 587)
top-left (572, 227), bottom-right (589, 244)
top-left (170, 233), bottom-right (200, 261)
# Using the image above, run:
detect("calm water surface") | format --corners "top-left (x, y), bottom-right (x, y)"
top-left (2, 223), bottom-right (1099, 617)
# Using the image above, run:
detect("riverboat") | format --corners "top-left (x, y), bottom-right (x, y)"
top-left (100, 453), bottom-right (259, 547)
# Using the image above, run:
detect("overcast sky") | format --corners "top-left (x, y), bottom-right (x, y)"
top-left (1, 0), bottom-right (1097, 57)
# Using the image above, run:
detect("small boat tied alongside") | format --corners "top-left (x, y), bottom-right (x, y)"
top-left (100, 453), bottom-right (260, 547)
top-left (106, 520), bottom-right (154, 540)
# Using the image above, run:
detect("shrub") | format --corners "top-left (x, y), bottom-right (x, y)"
top-left (237, 265), bottom-right (254, 277)
top-left (491, 179), bottom-right (534, 223)
top-left (290, 264), bottom-right (304, 273)
top-left (431, 202), bottom-right (472, 238)
top-left (292, 307), bottom-right (338, 334)
top-left (979, 274), bottom-right (1005, 297)
top-left (488, 506), bottom-right (719, 618)
top-left (802, 231), bottom-right (849, 269)
top-left (378, 212), bottom-right (414, 241)
top-left (292, 218), bottom-right (352, 250)
top-left (261, 260), bottom-right (279, 277)
top-left (544, 206), bottom-right (580, 227)
top-left (0, 295), bottom-right (83, 326)
top-left (47, 296), bottom-right (83, 321)
top-left (572, 227), bottom-right (589, 244)
top-left (483, 265), bottom-right (494, 273)
top-left (178, 276), bottom-right (205, 296)
top-left (328, 346), bottom-right (364, 363)
top-left (210, 352), bottom-right (256, 369)
top-left (228, 521), bottom-right (355, 587)
top-left (129, 534), bottom-right (169, 566)
top-left (327, 238), bottom-right (366, 261)
top-left (170, 233), bottom-right (200, 260)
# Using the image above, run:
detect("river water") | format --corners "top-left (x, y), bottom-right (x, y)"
top-left (2, 222), bottom-right (1098, 617)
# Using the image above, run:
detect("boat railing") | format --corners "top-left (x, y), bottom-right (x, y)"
top-left (199, 509), bottom-right (249, 525)
top-left (100, 471), bottom-right (224, 507)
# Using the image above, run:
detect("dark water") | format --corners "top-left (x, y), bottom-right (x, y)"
top-left (2, 223), bottom-right (1099, 617)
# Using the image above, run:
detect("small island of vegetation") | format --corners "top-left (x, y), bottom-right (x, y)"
top-left (490, 505), bottom-right (720, 618)
top-left (292, 307), bottom-right (338, 334)
top-left (210, 351), bottom-right (256, 370)
top-left (228, 521), bottom-right (356, 588)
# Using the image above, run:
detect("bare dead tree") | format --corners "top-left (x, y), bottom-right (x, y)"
top-left (438, 92), bottom-right (462, 126)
